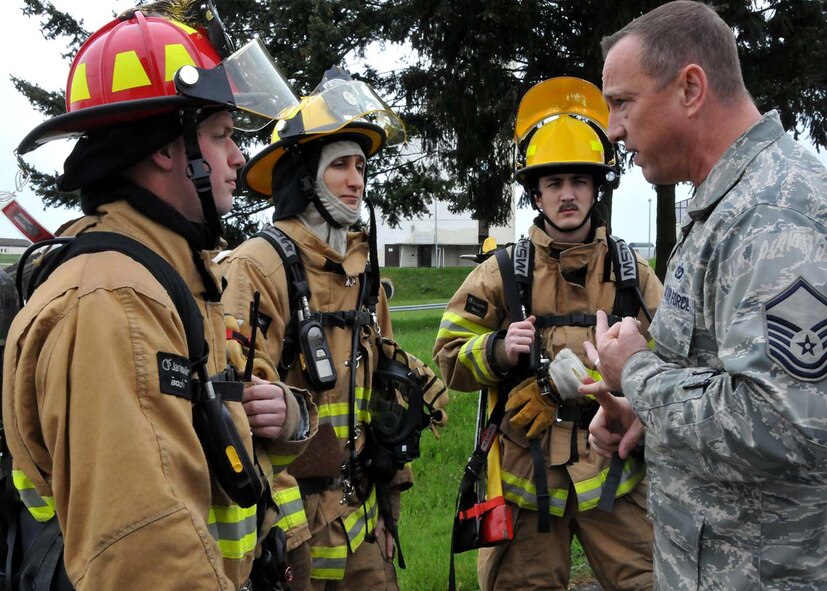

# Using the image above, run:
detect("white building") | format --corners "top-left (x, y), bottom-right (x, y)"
top-left (0, 237), bottom-right (31, 255)
top-left (376, 186), bottom-right (519, 267)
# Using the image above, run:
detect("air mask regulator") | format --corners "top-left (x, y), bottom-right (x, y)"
top-left (297, 294), bottom-right (337, 390)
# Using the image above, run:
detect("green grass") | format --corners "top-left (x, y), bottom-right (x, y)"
top-left (381, 266), bottom-right (472, 305)
top-left (0, 254), bottom-right (21, 267)
top-left (391, 308), bottom-right (594, 590)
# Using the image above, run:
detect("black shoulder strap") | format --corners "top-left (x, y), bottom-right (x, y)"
top-left (493, 244), bottom-right (550, 533)
top-left (31, 232), bottom-right (205, 363)
top-left (495, 246), bottom-right (526, 324)
top-left (256, 223), bottom-right (374, 324)
top-left (255, 224), bottom-right (311, 312)
top-left (362, 198), bottom-right (382, 311)
top-left (607, 236), bottom-right (652, 322)
top-left (510, 238), bottom-right (533, 317)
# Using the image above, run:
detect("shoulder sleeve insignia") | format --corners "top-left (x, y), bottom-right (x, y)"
top-left (157, 352), bottom-right (192, 398)
top-left (763, 277), bottom-right (827, 382)
top-left (464, 294), bottom-right (489, 319)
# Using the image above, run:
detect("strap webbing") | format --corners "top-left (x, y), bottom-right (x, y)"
top-left (30, 232), bottom-right (205, 364)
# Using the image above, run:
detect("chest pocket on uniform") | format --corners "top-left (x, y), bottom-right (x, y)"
top-left (651, 284), bottom-right (695, 360)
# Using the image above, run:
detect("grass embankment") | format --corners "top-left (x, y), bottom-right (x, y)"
top-left (0, 254), bottom-right (21, 267)
top-left (385, 267), bottom-right (595, 590)
top-left (380, 266), bottom-right (472, 306)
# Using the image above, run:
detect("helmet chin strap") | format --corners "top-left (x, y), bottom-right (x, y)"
top-left (181, 107), bottom-right (223, 242)
top-left (284, 145), bottom-right (345, 229)
top-left (533, 190), bottom-right (595, 236)
top-left (537, 207), bottom-right (593, 235)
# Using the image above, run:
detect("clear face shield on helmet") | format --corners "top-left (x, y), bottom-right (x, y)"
top-left (174, 37), bottom-right (300, 131)
top-left (275, 79), bottom-right (407, 147)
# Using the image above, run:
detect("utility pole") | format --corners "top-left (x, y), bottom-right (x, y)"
top-left (433, 200), bottom-right (439, 268)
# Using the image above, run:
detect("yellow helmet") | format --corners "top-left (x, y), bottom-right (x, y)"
top-left (242, 77), bottom-right (406, 198)
top-left (514, 114), bottom-right (612, 185)
top-left (513, 77), bottom-right (616, 189)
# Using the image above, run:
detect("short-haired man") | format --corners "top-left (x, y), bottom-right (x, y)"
top-left (4, 6), bottom-right (315, 588)
top-left (583, 2), bottom-right (827, 588)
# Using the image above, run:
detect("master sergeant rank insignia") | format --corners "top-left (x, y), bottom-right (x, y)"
top-left (763, 277), bottom-right (827, 382)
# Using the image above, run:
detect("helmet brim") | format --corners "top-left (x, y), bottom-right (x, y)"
top-left (515, 161), bottom-right (613, 186)
top-left (17, 96), bottom-right (192, 155)
top-left (242, 121), bottom-right (386, 198)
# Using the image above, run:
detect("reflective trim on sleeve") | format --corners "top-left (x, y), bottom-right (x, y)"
top-left (268, 452), bottom-right (299, 474)
top-left (12, 470), bottom-right (55, 522)
top-left (437, 311), bottom-right (490, 341)
top-left (273, 484), bottom-right (308, 531)
top-left (207, 503), bottom-right (258, 560)
top-left (458, 334), bottom-right (499, 385)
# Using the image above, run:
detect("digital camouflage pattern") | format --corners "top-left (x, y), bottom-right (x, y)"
top-left (622, 111), bottom-right (827, 590)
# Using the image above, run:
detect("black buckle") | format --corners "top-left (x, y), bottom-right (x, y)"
top-left (568, 313), bottom-right (595, 327)
top-left (187, 158), bottom-right (212, 193)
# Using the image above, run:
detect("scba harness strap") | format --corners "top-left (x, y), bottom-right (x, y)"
top-left (255, 222), bottom-right (444, 569)
top-left (502, 235), bottom-right (649, 523)
top-left (510, 234), bottom-right (642, 325)
top-left (3, 232), bottom-right (265, 590)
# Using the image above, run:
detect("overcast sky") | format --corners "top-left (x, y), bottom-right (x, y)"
top-left (1, 2), bottom-right (824, 245)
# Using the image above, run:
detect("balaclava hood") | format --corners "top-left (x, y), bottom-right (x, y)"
top-left (298, 140), bottom-right (366, 254)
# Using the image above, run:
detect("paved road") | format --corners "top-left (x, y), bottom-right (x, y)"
top-left (388, 302), bottom-right (448, 312)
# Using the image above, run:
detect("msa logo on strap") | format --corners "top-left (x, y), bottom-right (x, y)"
top-left (612, 238), bottom-right (637, 289)
top-left (512, 239), bottom-right (531, 279)
top-left (260, 224), bottom-right (299, 261)
top-left (764, 277), bottom-right (827, 382)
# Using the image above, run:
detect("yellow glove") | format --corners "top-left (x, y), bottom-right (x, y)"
top-left (224, 315), bottom-right (278, 382)
top-left (505, 377), bottom-right (557, 439)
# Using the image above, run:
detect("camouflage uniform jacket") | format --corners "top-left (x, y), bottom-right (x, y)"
top-left (622, 111), bottom-right (827, 590)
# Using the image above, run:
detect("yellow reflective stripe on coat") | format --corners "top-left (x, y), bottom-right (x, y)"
top-left (457, 334), bottom-right (499, 385)
top-left (310, 544), bottom-right (348, 580)
top-left (319, 387), bottom-right (370, 439)
top-left (437, 310), bottom-right (489, 341)
top-left (268, 452), bottom-right (299, 474)
top-left (12, 470), bottom-right (55, 522)
top-left (574, 457), bottom-right (646, 512)
top-left (342, 486), bottom-right (378, 549)
top-left (273, 484), bottom-right (308, 531)
top-left (207, 504), bottom-right (258, 559)
top-left (309, 487), bottom-right (378, 580)
top-left (500, 469), bottom-right (568, 516)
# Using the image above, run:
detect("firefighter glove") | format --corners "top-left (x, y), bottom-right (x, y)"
top-left (548, 348), bottom-right (589, 400)
top-left (505, 377), bottom-right (556, 439)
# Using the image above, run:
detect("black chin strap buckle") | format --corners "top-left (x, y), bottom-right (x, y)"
top-left (187, 158), bottom-right (213, 194)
